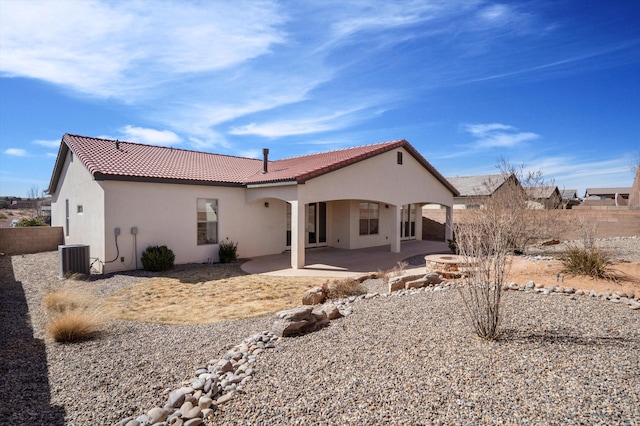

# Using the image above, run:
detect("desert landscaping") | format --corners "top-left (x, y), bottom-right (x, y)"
top-left (1, 236), bottom-right (639, 425)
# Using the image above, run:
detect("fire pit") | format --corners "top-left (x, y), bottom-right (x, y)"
top-left (424, 254), bottom-right (475, 278)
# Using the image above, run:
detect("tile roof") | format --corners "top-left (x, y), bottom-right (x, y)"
top-left (48, 134), bottom-right (458, 195)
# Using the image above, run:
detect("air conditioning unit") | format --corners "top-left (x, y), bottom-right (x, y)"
top-left (58, 244), bottom-right (90, 277)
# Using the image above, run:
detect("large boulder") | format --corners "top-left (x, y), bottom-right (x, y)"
top-left (388, 275), bottom-right (423, 293)
top-left (302, 287), bottom-right (327, 305)
top-left (273, 306), bottom-right (317, 337)
top-left (424, 272), bottom-right (442, 285)
top-left (315, 302), bottom-right (343, 320)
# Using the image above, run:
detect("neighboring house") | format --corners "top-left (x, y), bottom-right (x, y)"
top-left (525, 185), bottom-right (562, 209)
top-left (584, 187), bottom-right (631, 200)
top-left (560, 189), bottom-right (580, 209)
top-left (47, 134), bottom-right (458, 273)
top-left (445, 173), bottom-right (520, 209)
top-left (584, 187), bottom-right (632, 207)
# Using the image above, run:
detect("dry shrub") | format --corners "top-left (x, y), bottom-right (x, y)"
top-left (325, 278), bottom-right (367, 299)
top-left (44, 290), bottom-right (106, 343)
top-left (561, 245), bottom-right (617, 281)
top-left (376, 261), bottom-right (408, 281)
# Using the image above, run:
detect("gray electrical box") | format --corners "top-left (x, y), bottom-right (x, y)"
top-left (131, 227), bottom-right (138, 235)
top-left (114, 227), bottom-right (121, 236)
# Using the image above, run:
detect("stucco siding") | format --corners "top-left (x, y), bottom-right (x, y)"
top-left (102, 181), bottom-right (287, 273)
top-left (49, 152), bottom-right (106, 267)
top-left (299, 148), bottom-right (453, 206)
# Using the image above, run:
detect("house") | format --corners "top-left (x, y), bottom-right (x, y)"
top-left (560, 189), bottom-right (580, 209)
top-left (584, 187), bottom-right (632, 207)
top-left (47, 134), bottom-right (458, 273)
top-left (525, 185), bottom-right (562, 209)
top-left (584, 187), bottom-right (631, 200)
top-left (445, 173), bottom-right (520, 209)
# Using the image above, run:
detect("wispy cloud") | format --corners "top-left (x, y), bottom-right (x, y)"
top-left (4, 148), bottom-right (28, 157)
top-left (464, 123), bottom-right (539, 148)
top-left (0, 1), bottom-right (285, 100)
top-left (117, 125), bottom-right (182, 146)
top-left (229, 103), bottom-right (387, 138)
top-left (33, 139), bottom-right (61, 148)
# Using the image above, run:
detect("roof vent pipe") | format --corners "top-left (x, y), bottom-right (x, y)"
top-left (115, 140), bottom-right (120, 150)
top-left (262, 148), bottom-right (269, 174)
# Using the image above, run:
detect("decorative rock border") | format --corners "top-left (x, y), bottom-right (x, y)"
top-left (113, 271), bottom-right (637, 425)
top-left (113, 331), bottom-right (278, 426)
top-left (504, 281), bottom-right (640, 310)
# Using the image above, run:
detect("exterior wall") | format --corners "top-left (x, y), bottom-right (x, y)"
top-left (0, 227), bottom-right (64, 255)
top-left (630, 167), bottom-right (640, 207)
top-left (298, 148), bottom-right (454, 207)
top-left (101, 181), bottom-right (287, 273)
top-left (330, 200), bottom-right (351, 249)
top-left (333, 200), bottom-right (392, 250)
top-left (49, 152), bottom-right (106, 268)
top-left (450, 208), bottom-right (639, 240)
top-left (422, 209), bottom-right (447, 240)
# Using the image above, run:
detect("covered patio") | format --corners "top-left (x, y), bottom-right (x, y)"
top-left (241, 240), bottom-right (450, 277)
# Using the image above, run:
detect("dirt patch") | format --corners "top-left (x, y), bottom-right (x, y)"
top-left (507, 256), bottom-right (640, 295)
top-left (105, 263), bottom-right (328, 324)
top-left (0, 208), bottom-right (33, 228)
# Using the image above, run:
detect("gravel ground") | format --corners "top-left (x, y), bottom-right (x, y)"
top-left (1, 237), bottom-right (639, 425)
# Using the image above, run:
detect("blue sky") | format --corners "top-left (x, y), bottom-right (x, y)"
top-left (1, 0), bottom-right (639, 198)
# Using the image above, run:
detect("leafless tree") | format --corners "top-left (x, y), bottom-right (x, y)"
top-left (28, 186), bottom-right (44, 219)
top-left (454, 160), bottom-right (569, 339)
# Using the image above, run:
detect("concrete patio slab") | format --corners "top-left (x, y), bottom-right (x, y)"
top-left (241, 240), bottom-right (450, 277)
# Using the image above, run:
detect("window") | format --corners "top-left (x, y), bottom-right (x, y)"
top-left (359, 202), bottom-right (379, 235)
top-left (197, 199), bottom-right (218, 245)
top-left (397, 151), bottom-right (403, 165)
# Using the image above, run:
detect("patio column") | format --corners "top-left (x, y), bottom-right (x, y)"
top-left (445, 205), bottom-right (453, 242)
top-left (290, 200), bottom-right (305, 269)
top-left (390, 204), bottom-right (401, 253)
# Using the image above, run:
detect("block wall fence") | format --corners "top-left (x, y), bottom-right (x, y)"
top-left (0, 227), bottom-right (64, 255)
top-left (423, 208), bottom-right (640, 241)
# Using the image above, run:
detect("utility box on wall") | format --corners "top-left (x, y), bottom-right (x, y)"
top-left (58, 244), bottom-right (90, 277)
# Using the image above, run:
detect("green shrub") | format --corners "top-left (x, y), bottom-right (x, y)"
top-left (14, 217), bottom-right (48, 227)
top-left (560, 245), bottom-right (616, 280)
top-left (141, 245), bottom-right (175, 271)
top-left (219, 239), bottom-right (238, 263)
top-left (447, 239), bottom-right (457, 254)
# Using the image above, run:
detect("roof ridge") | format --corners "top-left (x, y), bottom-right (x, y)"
top-left (274, 139), bottom-right (405, 161)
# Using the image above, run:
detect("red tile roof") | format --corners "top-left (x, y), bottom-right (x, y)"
top-left (47, 134), bottom-right (457, 195)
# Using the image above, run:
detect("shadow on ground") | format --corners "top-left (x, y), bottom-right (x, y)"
top-left (499, 327), bottom-right (633, 346)
top-left (0, 256), bottom-right (65, 425)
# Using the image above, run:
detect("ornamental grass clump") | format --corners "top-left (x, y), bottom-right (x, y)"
top-left (141, 245), bottom-right (175, 271)
top-left (560, 245), bottom-right (617, 281)
top-left (44, 290), bottom-right (106, 343)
